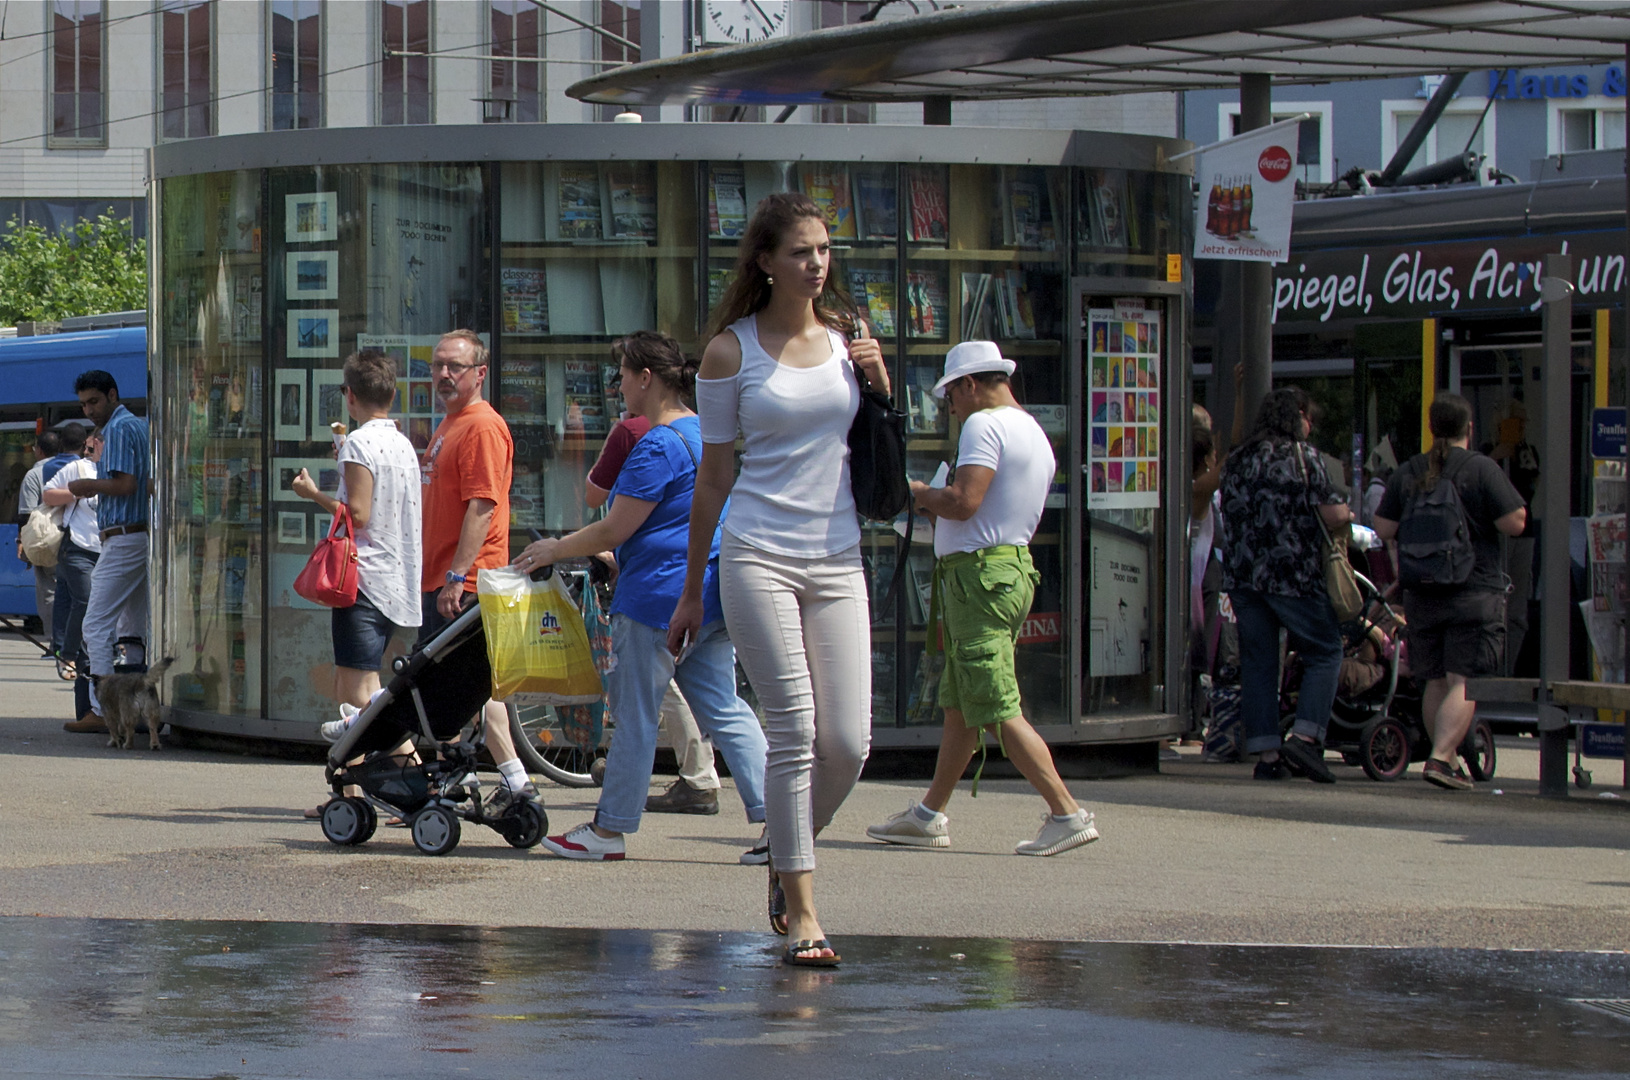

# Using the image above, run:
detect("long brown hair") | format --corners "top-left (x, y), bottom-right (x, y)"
top-left (1422, 393), bottom-right (1472, 490)
top-left (705, 191), bottom-right (857, 341)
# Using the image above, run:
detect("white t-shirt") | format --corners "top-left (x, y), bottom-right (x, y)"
top-left (696, 314), bottom-right (861, 558)
top-left (44, 458), bottom-right (101, 553)
top-left (934, 406), bottom-right (1055, 557)
top-left (337, 418), bottom-right (423, 628)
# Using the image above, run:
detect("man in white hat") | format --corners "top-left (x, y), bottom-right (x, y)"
top-left (865, 342), bottom-right (1100, 856)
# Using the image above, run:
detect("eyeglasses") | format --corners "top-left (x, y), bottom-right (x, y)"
top-left (430, 360), bottom-right (479, 375)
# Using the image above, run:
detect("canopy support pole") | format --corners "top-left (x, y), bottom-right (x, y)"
top-left (1238, 73), bottom-right (1273, 425)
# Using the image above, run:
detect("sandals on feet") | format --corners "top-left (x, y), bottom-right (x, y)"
top-left (768, 866), bottom-right (788, 936)
top-left (782, 938), bottom-right (841, 968)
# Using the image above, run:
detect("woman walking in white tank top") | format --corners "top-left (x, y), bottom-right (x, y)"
top-left (669, 192), bottom-right (889, 967)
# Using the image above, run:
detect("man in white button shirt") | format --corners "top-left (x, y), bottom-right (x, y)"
top-left (866, 342), bottom-right (1100, 857)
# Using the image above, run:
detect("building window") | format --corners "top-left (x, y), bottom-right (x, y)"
top-left (1382, 100), bottom-right (1496, 176)
top-left (1548, 96), bottom-right (1627, 154)
top-left (380, 0), bottom-right (431, 125)
top-left (1219, 102), bottom-right (1333, 184)
top-left (595, 0), bottom-right (639, 122)
top-left (160, 0), bottom-right (212, 140)
top-left (270, 1), bottom-right (323, 130)
top-left (814, 1), bottom-right (873, 123)
top-left (488, 1), bottom-right (544, 123)
top-left (51, 1), bottom-right (105, 146)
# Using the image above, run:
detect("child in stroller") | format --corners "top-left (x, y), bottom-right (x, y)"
top-left (1280, 570), bottom-right (1496, 783)
top-left (317, 600), bottom-right (549, 856)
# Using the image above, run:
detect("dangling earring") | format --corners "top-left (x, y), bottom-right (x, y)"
top-left (766, 275), bottom-right (775, 286)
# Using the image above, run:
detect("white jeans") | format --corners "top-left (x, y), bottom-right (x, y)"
top-left (82, 532), bottom-right (148, 678)
top-left (720, 532), bottom-right (871, 873)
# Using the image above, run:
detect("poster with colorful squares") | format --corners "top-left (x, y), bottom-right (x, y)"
top-left (1086, 302), bottom-right (1161, 509)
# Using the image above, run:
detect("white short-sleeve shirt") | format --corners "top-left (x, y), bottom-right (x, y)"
top-left (338, 418), bottom-right (423, 628)
top-left (934, 406), bottom-right (1055, 557)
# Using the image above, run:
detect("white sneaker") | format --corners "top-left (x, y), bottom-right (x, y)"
top-left (740, 825), bottom-right (770, 865)
top-left (540, 821), bottom-right (626, 861)
top-left (319, 704), bottom-right (361, 744)
top-left (1015, 810), bottom-right (1099, 856)
top-left (865, 803), bottom-right (950, 848)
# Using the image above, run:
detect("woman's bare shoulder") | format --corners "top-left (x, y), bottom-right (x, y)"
top-left (700, 329), bottom-right (743, 380)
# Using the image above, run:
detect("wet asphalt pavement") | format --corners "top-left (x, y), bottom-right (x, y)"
top-left (2, 917), bottom-right (1626, 1079)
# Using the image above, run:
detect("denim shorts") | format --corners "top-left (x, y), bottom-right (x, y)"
top-left (332, 590), bottom-right (402, 671)
top-left (936, 545), bottom-right (1038, 728)
top-left (1402, 587), bottom-right (1507, 680)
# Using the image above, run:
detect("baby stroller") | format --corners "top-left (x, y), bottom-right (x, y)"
top-left (317, 600), bottom-right (549, 856)
top-left (1281, 571), bottom-right (1497, 783)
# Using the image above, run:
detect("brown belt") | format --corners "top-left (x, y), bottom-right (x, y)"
top-left (100, 523), bottom-right (148, 541)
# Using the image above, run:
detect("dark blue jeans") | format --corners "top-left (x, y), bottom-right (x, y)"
top-left (1230, 588), bottom-right (1343, 755)
top-left (53, 537), bottom-right (99, 719)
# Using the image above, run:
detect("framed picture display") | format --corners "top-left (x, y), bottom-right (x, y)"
top-left (286, 251), bottom-right (338, 300)
top-left (1086, 301), bottom-right (1162, 510)
top-left (285, 192), bottom-right (338, 244)
top-left (277, 511), bottom-right (307, 546)
top-left (310, 369), bottom-right (348, 442)
top-left (273, 369), bottom-right (307, 442)
top-left (286, 309), bottom-right (338, 358)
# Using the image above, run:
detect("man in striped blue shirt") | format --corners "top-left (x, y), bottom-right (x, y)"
top-left (63, 370), bottom-right (150, 735)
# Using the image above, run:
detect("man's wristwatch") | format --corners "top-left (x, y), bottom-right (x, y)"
top-left (445, 570), bottom-right (467, 586)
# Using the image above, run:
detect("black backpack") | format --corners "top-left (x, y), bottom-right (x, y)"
top-left (1397, 454), bottom-right (1475, 587)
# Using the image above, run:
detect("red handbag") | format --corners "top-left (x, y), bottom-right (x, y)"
top-left (294, 504), bottom-right (360, 608)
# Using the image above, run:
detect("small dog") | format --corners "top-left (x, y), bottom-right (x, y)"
top-left (99, 657), bottom-right (175, 751)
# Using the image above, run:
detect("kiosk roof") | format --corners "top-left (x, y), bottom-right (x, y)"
top-left (568, 0), bottom-right (1630, 106)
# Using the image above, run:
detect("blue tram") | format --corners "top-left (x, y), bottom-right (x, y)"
top-left (0, 321), bottom-right (147, 620)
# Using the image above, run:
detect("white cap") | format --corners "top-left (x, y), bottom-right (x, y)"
top-left (932, 341), bottom-right (1016, 398)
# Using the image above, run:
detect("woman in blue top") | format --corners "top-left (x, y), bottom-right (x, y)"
top-left (514, 331), bottom-right (767, 861)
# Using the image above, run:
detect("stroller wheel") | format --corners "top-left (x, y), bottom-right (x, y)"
top-left (321, 797), bottom-right (376, 846)
top-left (500, 801), bottom-right (548, 849)
top-left (411, 804), bottom-right (461, 856)
top-left (1461, 718), bottom-right (1497, 782)
top-left (1359, 718), bottom-right (1411, 782)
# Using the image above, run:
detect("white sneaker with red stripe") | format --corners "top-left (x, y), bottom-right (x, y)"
top-left (540, 821), bottom-right (626, 861)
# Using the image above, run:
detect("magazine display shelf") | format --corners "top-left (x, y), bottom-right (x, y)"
top-left (149, 123), bottom-right (1191, 749)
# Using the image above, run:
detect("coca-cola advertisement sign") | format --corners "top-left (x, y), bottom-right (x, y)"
top-left (1190, 118), bottom-right (1300, 264)
top-left (1258, 146), bottom-right (1293, 183)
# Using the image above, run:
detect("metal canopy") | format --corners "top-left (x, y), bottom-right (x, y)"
top-left (567, 0), bottom-right (1630, 105)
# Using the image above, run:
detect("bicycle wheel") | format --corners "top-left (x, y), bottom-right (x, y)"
top-left (509, 700), bottom-right (600, 788)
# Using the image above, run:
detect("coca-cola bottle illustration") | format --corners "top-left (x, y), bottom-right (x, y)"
top-left (1229, 177), bottom-right (1244, 239)
top-left (1206, 175), bottom-right (1222, 236)
top-left (1243, 179), bottom-right (1254, 236)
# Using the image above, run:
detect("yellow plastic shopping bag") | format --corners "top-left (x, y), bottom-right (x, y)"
top-left (477, 566), bottom-right (603, 703)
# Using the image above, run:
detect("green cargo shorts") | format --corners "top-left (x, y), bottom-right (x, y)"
top-left (935, 545), bottom-right (1038, 729)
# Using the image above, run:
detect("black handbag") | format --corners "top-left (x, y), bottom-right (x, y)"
top-left (848, 362), bottom-right (910, 522)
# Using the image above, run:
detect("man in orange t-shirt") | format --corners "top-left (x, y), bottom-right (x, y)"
top-left (419, 329), bottom-right (532, 810)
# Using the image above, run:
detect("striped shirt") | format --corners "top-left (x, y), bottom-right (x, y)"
top-left (97, 404), bottom-right (149, 529)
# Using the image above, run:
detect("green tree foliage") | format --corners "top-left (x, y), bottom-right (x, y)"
top-left (0, 212), bottom-right (146, 325)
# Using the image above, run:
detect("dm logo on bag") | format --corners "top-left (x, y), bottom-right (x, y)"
top-left (537, 610), bottom-right (563, 637)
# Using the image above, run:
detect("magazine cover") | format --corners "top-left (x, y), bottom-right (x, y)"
top-left (848, 267), bottom-right (897, 337)
top-left (557, 164), bottom-right (604, 240)
top-left (708, 165), bottom-right (747, 239)
top-left (500, 267), bottom-right (549, 333)
top-left (851, 165), bottom-right (897, 240)
top-left (707, 266), bottom-right (733, 311)
top-left (563, 358), bottom-right (608, 435)
top-left (605, 163), bottom-right (657, 240)
top-left (801, 165), bottom-right (857, 240)
top-left (905, 166), bottom-right (948, 243)
top-left (1086, 169), bottom-right (1129, 251)
top-left (905, 269), bottom-right (948, 340)
top-left (1006, 172), bottom-right (1043, 247)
